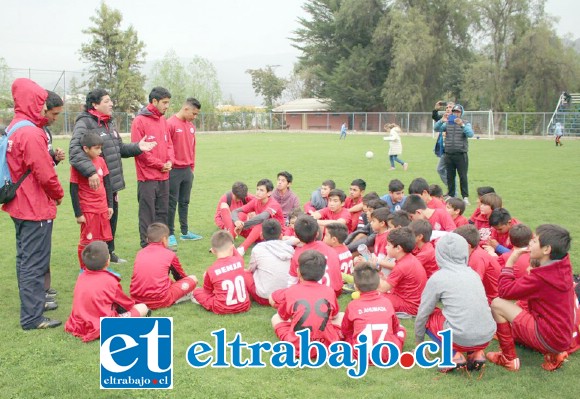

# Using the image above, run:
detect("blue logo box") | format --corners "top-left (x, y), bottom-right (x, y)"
top-left (100, 317), bottom-right (173, 389)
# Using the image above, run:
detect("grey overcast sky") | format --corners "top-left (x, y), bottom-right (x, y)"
top-left (1, 0), bottom-right (578, 104)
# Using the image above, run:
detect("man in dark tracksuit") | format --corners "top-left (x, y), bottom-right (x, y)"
top-left (69, 88), bottom-right (156, 262)
top-left (131, 87), bottom-right (174, 248)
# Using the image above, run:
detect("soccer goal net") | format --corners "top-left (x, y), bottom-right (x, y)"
top-left (463, 110), bottom-right (494, 140)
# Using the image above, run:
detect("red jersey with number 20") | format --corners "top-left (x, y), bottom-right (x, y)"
top-left (200, 253), bottom-right (250, 314)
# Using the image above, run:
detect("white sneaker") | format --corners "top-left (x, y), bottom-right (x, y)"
top-left (174, 292), bottom-right (192, 305)
top-left (190, 294), bottom-right (200, 305)
top-left (237, 246), bottom-right (245, 256)
top-left (463, 197), bottom-right (470, 205)
top-left (403, 163), bottom-right (409, 171)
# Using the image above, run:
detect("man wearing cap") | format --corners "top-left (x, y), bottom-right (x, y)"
top-left (433, 104), bottom-right (474, 205)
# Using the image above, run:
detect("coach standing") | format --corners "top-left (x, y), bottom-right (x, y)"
top-left (3, 78), bottom-right (64, 330)
top-left (70, 89), bottom-right (157, 263)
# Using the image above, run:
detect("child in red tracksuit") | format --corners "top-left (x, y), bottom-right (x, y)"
top-left (130, 223), bottom-right (197, 309)
top-left (65, 241), bottom-right (149, 342)
top-left (487, 224), bottom-right (576, 371)
top-left (70, 132), bottom-right (113, 269)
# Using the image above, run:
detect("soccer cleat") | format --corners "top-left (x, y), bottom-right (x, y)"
top-left (174, 292), bottom-right (193, 305)
top-left (46, 287), bottom-right (58, 296)
top-left (541, 352), bottom-right (568, 371)
top-left (23, 317), bottom-right (62, 330)
top-left (467, 350), bottom-right (486, 371)
top-left (109, 252), bottom-right (127, 264)
top-left (168, 235), bottom-right (178, 247)
top-left (44, 301), bottom-right (58, 311)
top-left (438, 352), bottom-right (467, 373)
top-left (403, 163), bottom-right (409, 171)
top-left (237, 246), bottom-right (245, 256)
top-left (486, 351), bottom-right (520, 371)
top-left (180, 232), bottom-right (203, 241)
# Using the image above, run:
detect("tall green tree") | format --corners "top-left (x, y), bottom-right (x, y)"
top-left (79, 2), bottom-right (146, 112)
top-left (149, 50), bottom-right (222, 114)
top-left (0, 57), bottom-right (13, 108)
top-left (246, 66), bottom-right (287, 110)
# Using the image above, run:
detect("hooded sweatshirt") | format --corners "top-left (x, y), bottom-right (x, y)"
top-left (414, 233), bottom-right (496, 347)
top-left (2, 78), bottom-right (64, 220)
top-left (498, 254), bottom-right (575, 352)
top-left (248, 240), bottom-right (294, 299)
top-left (130, 104), bottom-right (175, 181)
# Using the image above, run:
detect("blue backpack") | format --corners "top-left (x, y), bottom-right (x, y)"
top-left (0, 120), bottom-right (35, 203)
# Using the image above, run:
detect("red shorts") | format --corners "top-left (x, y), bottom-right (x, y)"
top-left (274, 321), bottom-right (341, 357)
top-left (426, 308), bottom-right (490, 352)
top-left (512, 309), bottom-right (546, 353)
top-left (383, 293), bottom-right (417, 316)
top-left (243, 270), bottom-right (270, 306)
top-left (192, 288), bottom-right (250, 315)
top-left (141, 277), bottom-right (197, 310)
top-left (80, 212), bottom-right (112, 244)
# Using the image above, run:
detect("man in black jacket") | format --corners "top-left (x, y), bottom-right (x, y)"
top-left (69, 89), bottom-right (156, 263)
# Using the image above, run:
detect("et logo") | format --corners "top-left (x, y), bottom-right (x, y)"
top-left (100, 318), bottom-right (173, 389)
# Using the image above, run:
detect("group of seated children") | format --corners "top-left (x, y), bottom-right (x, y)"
top-left (64, 171), bottom-right (578, 374)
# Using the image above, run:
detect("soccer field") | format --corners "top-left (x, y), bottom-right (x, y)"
top-left (0, 132), bottom-right (579, 398)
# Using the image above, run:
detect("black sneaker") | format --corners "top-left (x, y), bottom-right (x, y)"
top-left (44, 301), bottom-right (58, 311)
top-left (110, 253), bottom-right (127, 264)
top-left (46, 287), bottom-right (58, 296)
top-left (23, 317), bottom-right (62, 330)
top-left (45, 292), bottom-right (57, 300)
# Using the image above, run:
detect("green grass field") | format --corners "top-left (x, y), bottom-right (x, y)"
top-left (0, 132), bottom-right (579, 399)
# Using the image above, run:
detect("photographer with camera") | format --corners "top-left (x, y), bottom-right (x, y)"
top-left (433, 104), bottom-right (473, 205)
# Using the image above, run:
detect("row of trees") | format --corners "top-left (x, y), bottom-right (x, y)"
top-left (289, 0), bottom-right (580, 112)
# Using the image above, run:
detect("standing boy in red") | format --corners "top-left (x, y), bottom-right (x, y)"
top-left (455, 225), bottom-right (501, 304)
top-left (130, 223), bottom-right (197, 309)
top-left (402, 194), bottom-right (455, 232)
top-left (167, 98), bottom-right (202, 247)
top-left (288, 215), bottom-right (342, 297)
top-left (271, 250), bottom-right (342, 356)
top-left (487, 224), bottom-right (575, 371)
top-left (65, 241), bottom-right (149, 342)
top-left (380, 227), bottom-right (427, 317)
top-left (229, 179), bottom-right (284, 255)
top-left (342, 263), bottom-right (406, 362)
top-left (192, 230), bottom-right (250, 314)
top-left (409, 220), bottom-right (438, 278)
top-left (131, 87), bottom-right (175, 248)
top-left (70, 132), bottom-right (113, 269)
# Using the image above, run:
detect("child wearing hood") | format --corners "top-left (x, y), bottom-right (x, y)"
top-left (414, 233), bottom-right (496, 372)
top-left (244, 219), bottom-right (294, 305)
top-left (383, 123), bottom-right (408, 171)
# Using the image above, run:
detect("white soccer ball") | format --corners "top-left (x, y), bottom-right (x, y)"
top-left (365, 151), bottom-right (374, 159)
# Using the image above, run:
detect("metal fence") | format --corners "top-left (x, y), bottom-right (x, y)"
top-left (0, 108), bottom-right (569, 137)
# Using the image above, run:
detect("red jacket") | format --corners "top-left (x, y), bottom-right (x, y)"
top-left (2, 78), bottom-right (64, 220)
top-left (130, 242), bottom-right (188, 308)
top-left (131, 104), bottom-right (175, 181)
top-left (167, 115), bottom-right (196, 169)
top-left (65, 269), bottom-right (136, 342)
top-left (498, 255), bottom-right (575, 352)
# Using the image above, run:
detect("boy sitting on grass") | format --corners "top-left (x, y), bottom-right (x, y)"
top-left (130, 223), bottom-right (197, 309)
top-left (446, 197), bottom-right (468, 228)
top-left (487, 224), bottom-right (575, 371)
top-left (244, 219), bottom-right (294, 306)
top-left (65, 241), bottom-right (149, 342)
top-left (270, 250), bottom-right (342, 357)
top-left (342, 262), bottom-right (406, 362)
top-left (192, 230), bottom-right (250, 314)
